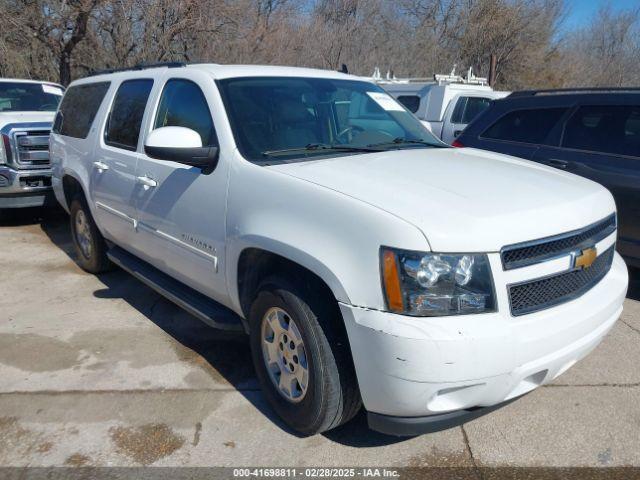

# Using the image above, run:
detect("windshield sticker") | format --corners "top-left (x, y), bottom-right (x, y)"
top-left (42, 84), bottom-right (63, 96)
top-left (366, 92), bottom-right (404, 112)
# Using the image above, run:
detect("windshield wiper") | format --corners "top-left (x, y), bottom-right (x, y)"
top-left (367, 137), bottom-right (447, 149)
top-left (263, 143), bottom-right (383, 157)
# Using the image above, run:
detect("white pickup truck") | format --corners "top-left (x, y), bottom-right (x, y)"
top-left (378, 71), bottom-right (509, 144)
top-left (51, 63), bottom-right (627, 436)
top-left (0, 79), bottom-right (64, 209)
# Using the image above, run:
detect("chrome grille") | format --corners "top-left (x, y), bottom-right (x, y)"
top-left (14, 130), bottom-right (51, 168)
top-left (501, 214), bottom-right (616, 270)
top-left (508, 246), bottom-right (614, 316)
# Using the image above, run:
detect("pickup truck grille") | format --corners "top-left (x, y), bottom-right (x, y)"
top-left (501, 214), bottom-right (616, 270)
top-left (14, 130), bottom-right (51, 168)
top-left (508, 246), bottom-right (614, 316)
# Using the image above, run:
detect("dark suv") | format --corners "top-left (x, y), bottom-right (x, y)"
top-left (455, 89), bottom-right (640, 267)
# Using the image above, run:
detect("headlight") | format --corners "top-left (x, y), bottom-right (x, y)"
top-left (0, 134), bottom-right (7, 165)
top-left (381, 247), bottom-right (496, 316)
top-left (0, 133), bottom-right (13, 165)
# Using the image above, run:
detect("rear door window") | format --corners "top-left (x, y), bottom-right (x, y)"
top-left (53, 82), bottom-right (110, 139)
top-left (105, 79), bottom-right (153, 151)
top-left (482, 107), bottom-right (567, 144)
top-left (154, 79), bottom-right (216, 146)
top-left (397, 95), bottom-right (420, 113)
top-left (563, 105), bottom-right (640, 158)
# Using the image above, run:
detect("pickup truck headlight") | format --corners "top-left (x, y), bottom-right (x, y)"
top-left (381, 247), bottom-right (496, 316)
top-left (0, 134), bottom-right (7, 165)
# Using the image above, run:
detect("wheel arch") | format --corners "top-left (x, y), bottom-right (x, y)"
top-left (61, 171), bottom-right (88, 210)
top-left (231, 239), bottom-right (351, 322)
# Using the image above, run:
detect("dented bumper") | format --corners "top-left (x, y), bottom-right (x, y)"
top-left (340, 252), bottom-right (628, 427)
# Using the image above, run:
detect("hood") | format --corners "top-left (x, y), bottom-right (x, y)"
top-left (0, 112), bottom-right (55, 130)
top-left (269, 147), bottom-right (616, 252)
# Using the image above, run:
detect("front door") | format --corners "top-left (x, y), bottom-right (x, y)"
top-left (133, 75), bottom-right (229, 301)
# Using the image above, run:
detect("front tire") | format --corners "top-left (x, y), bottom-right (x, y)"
top-left (249, 276), bottom-right (361, 435)
top-left (69, 195), bottom-right (112, 273)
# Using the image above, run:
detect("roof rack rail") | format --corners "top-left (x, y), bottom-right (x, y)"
top-left (509, 87), bottom-right (640, 97)
top-left (87, 61), bottom-right (186, 77)
top-left (370, 65), bottom-right (489, 86)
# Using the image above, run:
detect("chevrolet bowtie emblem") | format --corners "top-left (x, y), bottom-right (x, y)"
top-left (573, 247), bottom-right (597, 270)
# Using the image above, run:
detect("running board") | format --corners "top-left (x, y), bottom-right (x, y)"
top-left (107, 246), bottom-right (245, 332)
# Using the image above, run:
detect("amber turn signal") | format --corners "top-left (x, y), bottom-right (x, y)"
top-left (382, 249), bottom-right (404, 312)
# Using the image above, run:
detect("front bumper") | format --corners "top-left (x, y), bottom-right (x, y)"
top-left (341, 252), bottom-right (628, 433)
top-left (0, 166), bottom-right (54, 209)
top-left (367, 398), bottom-right (517, 437)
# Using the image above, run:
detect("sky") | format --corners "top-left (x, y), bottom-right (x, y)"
top-left (563, 0), bottom-right (640, 31)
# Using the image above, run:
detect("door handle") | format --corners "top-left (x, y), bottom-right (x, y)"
top-left (93, 161), bottom-right (109, 172)
top-left (136, 175), bottom-right (158, 188)
top-left (454, 130), bottom-right (463, 137)
top-left (547, 159), bottom-right (569, 169)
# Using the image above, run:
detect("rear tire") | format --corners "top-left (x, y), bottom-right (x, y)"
top-left (69, 195), bottom-right (112, 273)
top-left (249, 275), bottom-right (361, 435)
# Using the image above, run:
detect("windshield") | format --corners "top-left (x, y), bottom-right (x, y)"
top-left (0, 82), bottom-right (63, 113)
top-left (217, 77), bottom-right (445, 163)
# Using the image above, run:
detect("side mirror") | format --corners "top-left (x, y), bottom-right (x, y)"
top-left (144, 126), bottom-right (219, 173)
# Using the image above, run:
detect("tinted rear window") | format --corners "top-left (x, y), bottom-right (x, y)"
top-left (563, 104), bottom-right (640, 158)
top-left (105, 79), bottom-right (153, 151)
top-left (482, 107), bottom-right (567, 144)
top-left (397, 95), bottom-right (420, 113)
top-left (53, 82), bottom-right (110, 139)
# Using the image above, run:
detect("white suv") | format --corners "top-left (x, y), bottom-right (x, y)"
top-left (50, 63), bottom-right (628, 436)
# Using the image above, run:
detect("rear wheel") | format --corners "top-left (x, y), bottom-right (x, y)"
top-left (249, 276), bottom-right (361, 435)
top-left (69, 195), bottom-right (112, 273)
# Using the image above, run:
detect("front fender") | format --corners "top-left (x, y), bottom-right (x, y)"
top-left (225, 155), bottom-right (430, 313)
top-left (226, 234), bottom-right (352, 313)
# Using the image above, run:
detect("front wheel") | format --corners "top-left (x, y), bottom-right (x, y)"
top-left (69, 195), bottom-right (112, 273)
top-left (249, 276), bottom-right (361, 435)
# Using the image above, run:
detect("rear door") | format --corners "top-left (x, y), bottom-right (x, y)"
top-left (532, 101), bottom-right (640, 260)
top-left (91, 79), bottom-right (154, 244)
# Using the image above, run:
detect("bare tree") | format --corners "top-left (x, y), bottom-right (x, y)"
top-left (4, 0), bottom-right (104, 85)
top-left (0, 0), bottom-right (638, 89)
top-left (561, 4), bottom-right (640, 87)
